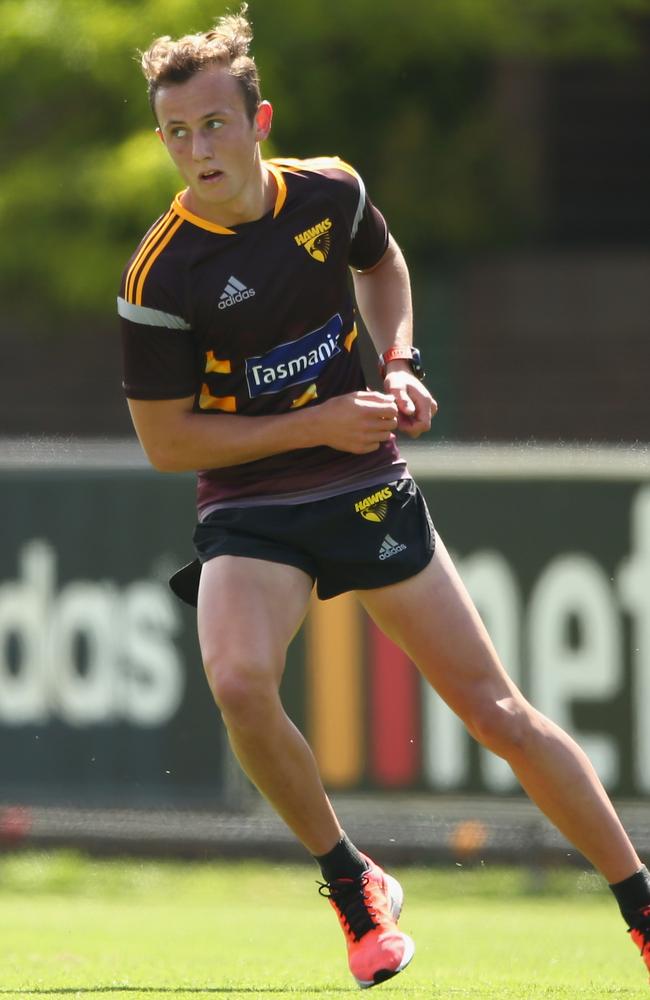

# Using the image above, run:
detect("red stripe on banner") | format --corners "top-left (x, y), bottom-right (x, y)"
top-left (367, 619), bottom-right (420, 787)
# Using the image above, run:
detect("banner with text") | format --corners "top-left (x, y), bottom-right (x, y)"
top-left (1, 452), bottom-right (648, 803)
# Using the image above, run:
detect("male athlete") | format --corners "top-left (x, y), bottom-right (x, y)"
top-left (118, 7), bottom-right (650, 989)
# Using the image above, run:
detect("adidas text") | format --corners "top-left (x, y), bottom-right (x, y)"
top-left (219, 276), bottom-right (256, 310)
top-left (379, 534), bottom-right (407, 561)
top-left (219, 288), bottom-right (255, 310)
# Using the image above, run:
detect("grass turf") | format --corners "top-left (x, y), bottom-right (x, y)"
top-left (0, 852), bottom-right (647, 999)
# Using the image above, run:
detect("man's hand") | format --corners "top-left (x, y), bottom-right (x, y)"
top-left (383, 369), bottom-right (437, 438)
top-left (316, 391), bottom-right (399, 453)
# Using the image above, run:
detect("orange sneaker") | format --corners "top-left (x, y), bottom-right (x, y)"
top-left (319, 857), bottom-right (415, 989)
top-left (629, 906), bottom-right (650, 981)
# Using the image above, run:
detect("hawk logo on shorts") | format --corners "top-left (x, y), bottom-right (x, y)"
top-left (294, 218), bottom-right (332, 263)
top-left (354, 486), bottom-right (393, 522)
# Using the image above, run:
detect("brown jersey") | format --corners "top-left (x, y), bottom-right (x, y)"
top-left (118, 157), bottom-right (404, 515)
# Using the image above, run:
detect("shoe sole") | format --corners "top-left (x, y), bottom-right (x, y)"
top-left (355, 874), bottom-right (415, 990)
top-left (356, 933), bottom-right (416, 990)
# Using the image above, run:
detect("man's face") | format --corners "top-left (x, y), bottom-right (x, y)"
top-left (155, 64), bottom-right (270, 223)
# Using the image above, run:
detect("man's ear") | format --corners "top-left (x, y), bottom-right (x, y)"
top-left (155, 126), bottom-right (165, 145)
top-left (255, 101), bottom-right (273, 141)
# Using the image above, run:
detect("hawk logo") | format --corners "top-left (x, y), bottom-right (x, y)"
top-left (354, 486), bottom-right (393, 522)
top-left (294, 218), bottom-right (332, 263)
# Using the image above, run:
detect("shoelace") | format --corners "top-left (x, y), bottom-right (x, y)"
top-left (318, 874), bottom-right (378, 941)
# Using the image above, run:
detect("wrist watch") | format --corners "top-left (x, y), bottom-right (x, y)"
top-left (378, 345), bottom-right (425, 380)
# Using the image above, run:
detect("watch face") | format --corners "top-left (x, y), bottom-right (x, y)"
top-left (410, 348), bottom-right (424, 378)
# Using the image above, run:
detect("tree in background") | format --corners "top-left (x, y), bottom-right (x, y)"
top-left (2, 0), bottom-right (649, 327)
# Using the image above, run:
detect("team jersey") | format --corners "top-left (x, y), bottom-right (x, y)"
top-left (118, 156), bottom-right (404, 515)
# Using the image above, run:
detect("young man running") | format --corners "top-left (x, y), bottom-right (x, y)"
top-left (118, 7), bottom-right (650, 989)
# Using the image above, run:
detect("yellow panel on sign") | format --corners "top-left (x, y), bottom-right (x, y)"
top-left (305, 592), bottom-right (364, 787)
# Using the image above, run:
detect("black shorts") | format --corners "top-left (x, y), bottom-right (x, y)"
top-left (169, 477), bottom-right (435, 607)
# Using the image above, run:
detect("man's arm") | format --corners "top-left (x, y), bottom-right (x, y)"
top-left (351, 235), bottom-right (437, 437)
top-left (127, 391), bottom-right (399, 473)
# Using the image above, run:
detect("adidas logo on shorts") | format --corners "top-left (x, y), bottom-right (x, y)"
top-left (379, 534), bottom-right (407, 561)
top-left (218, 275), bottom-right (256, 310)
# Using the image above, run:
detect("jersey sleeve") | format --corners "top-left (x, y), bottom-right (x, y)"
top-left (118, 251), bottom-right (198, 401)
top-left (322, 159), bottom-right (389, 271)
top-left (347, 182), bottom-right (389, 272)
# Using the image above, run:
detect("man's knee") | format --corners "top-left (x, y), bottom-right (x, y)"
top-left (204, 653), bottom-right (280, 723)
top-left (466, 695), bottom-right (542, 759)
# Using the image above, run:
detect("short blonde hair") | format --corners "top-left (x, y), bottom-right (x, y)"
top-left (141, 5), bottom-right (261, 122)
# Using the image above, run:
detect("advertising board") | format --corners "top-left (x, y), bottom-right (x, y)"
top-left (1, 444), bottom-right (648, 804)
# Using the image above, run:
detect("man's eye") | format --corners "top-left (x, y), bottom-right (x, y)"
top-left (171, 127), bottom-right (187, 139)
top-left (206, 119), bottom-right (223, 130)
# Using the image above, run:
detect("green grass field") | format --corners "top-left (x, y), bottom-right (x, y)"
top-left (0, 852), bottom-right (647, 999)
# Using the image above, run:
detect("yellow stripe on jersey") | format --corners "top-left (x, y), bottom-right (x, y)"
top-left (133, 216), bottom-right (184, 305)
top-left (172, 193), bottom-right (237, 235)
top-left (205, 351), bottom-right (232, 374)
top-left (290, 383), bottom-right (318, 409)
top-left (344, 325), bottom-right (358, 352)
top-left (269, 155), bottom-right (360, 182)
top-left (265, 161), bottom-right (288, 217)
top-left (199, 385), bottom-right (237, 412)
top-left (124, 209), bottom-right (175, 304)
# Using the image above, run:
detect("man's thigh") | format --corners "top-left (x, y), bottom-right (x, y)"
top-left (356, 533), bottom-right (521, 714)
top-left (197, 555), bottom-right (314, 685)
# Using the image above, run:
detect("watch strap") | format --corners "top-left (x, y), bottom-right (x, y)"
top-left (380, 346), bottom-right (415, 367)
top-left (378, 345), bottom-right (425, 380)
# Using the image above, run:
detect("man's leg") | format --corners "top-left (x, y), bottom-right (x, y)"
top-left (358, 532), bottom-right (650, 980)
top-left (197, 554), bottom-right (341, 854)
top-left (358, 532), bottom-right (641, 881)
top-left (197, 554), bottom-right (415, 987)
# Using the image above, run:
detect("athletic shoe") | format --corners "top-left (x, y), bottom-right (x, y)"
top-left (319, 856), bottom-right (415, 989)
top-left (629, 906), bottom-right (650, 980)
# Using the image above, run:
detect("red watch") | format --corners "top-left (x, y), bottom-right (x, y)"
top-left (378, 346), bottom-right (425, 380)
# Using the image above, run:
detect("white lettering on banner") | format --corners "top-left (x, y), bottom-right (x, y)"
top-left (422, 485), bottom-right (650, 794)
top-left (423, 550), bottom-right (522, 792)
top-left (616, 488), bottom-right (650, 792)
top-left (0, 540), bottom-right (184, 728)
top-left (0, 541), bottom-right (51, 723)
top-left (468, 552), bottom-right (522, 792)
top-left (528, 556), bottom-right (622, 787)
top-left (121, 582), bottom-right (185, 726)
top-left (51, 582), bottom-right (118, 725)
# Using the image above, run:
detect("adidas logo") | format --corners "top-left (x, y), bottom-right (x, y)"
top-left (379, 534), bottom-right (407, 561)
top-left (218, 276), bottom-right (256, 310)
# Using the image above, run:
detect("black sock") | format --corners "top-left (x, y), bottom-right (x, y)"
top-left (314, 833), bottom-right (369, 883)
top-left (609, 866), bottom-right (650, 928)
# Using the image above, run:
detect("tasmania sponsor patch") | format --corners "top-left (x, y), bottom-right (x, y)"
top-left (245, 314), bottom-right (343, 398)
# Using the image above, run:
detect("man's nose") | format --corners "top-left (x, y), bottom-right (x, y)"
top-left (192, 131), bottom-right (212, 160)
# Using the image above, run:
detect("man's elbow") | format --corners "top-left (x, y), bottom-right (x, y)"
top-left (149, 452), bottom-right (180, 473)
top-left (138, 439), bottom-right (185, 473)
